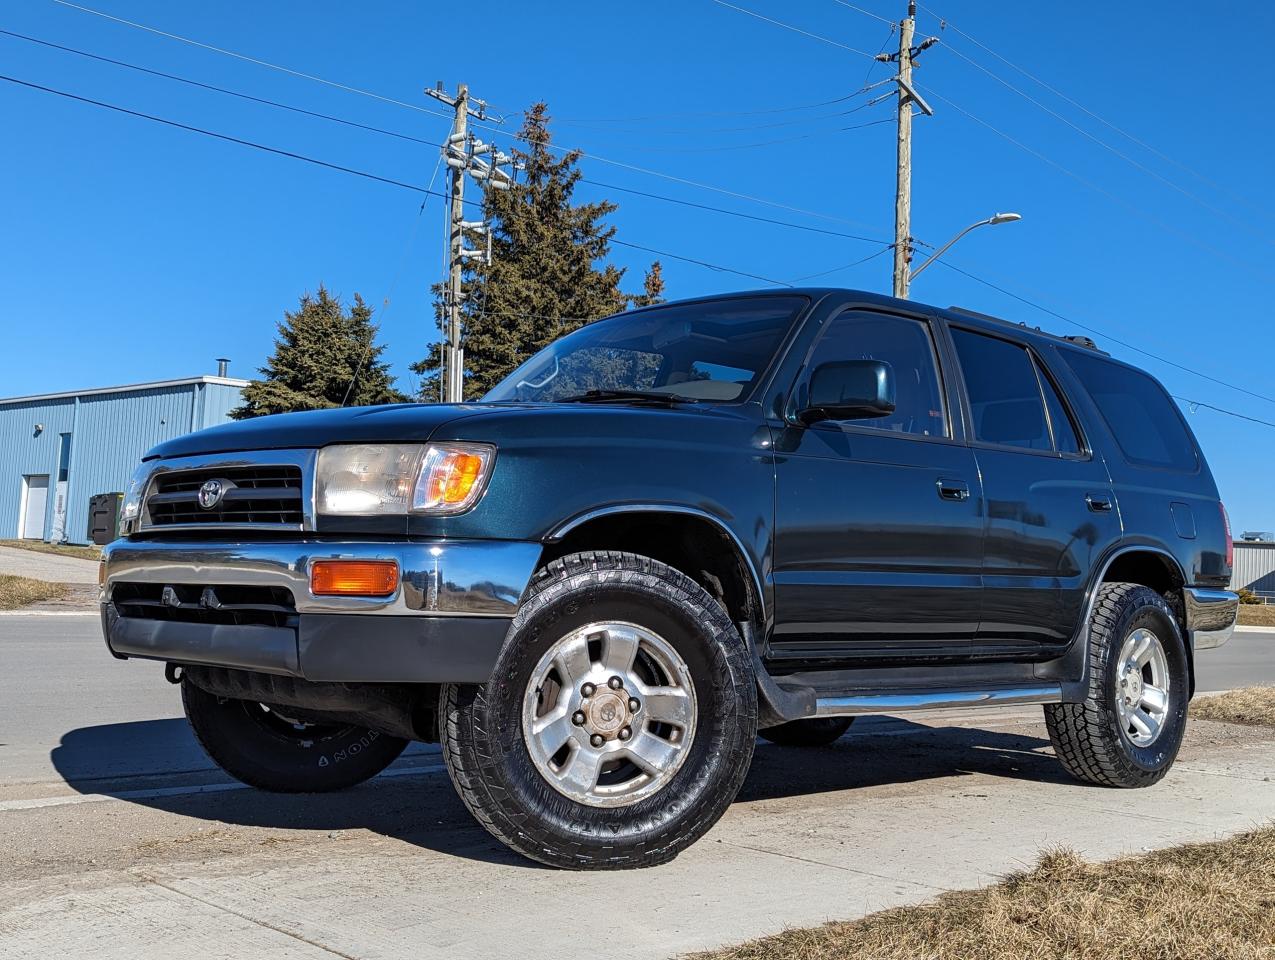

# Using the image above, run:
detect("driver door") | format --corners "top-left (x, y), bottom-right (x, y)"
top-left (771, 309), bottom-right (984, 661)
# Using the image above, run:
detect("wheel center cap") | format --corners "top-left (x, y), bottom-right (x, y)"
top-left (587, 692), bottom-right (628, 735)
top-left (1124, 666), bottom-right (1143, 703)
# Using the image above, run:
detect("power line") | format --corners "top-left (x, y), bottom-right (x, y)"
top-left (4, 28), bottom-right (894, 246)
top-left (1172, 397), bottom-right (1275, 431)
top-left (828, 0), bottom-right (894, 26)
top-left (930, 37), bottom-right (1272, 245)
top-left (48, 0), bottom-right (466, 122)
top-left (0, 73), bottom-right (452, 197)
top-left (788, 245), bottom-right (891, 283)
top-left (51, 0), bottom-right (890, 236)
top-left (919, 84), bottom-right (1260, 271)
top-left (915, 3), bottom-right (1243, 205)
top-left (0, 28), bottom-right (438, 146)
top-left (552, 89), bottom-right (873, 124)
top-left (592, 116), bottom-right (894, 154)
top-left (709, 0), bottom-right (877, 58)
top-left (932, 258), bottom-right (1275, 408)
top-left (0, 73), bottom-right (794, 289)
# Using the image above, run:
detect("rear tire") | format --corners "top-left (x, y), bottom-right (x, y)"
top-left (1044, 582), bottom-right (1189, 788)
top-left (440, 551), bottom-right (757, 870)
top-left (182, 679), bottom-right (407, 792)
top-left (759, 716), bottom-right (854, 747)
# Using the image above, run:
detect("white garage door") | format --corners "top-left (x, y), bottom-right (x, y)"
top-left (22, 475), bottom-right (49, 540)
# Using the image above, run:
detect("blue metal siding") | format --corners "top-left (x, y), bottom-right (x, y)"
top-left (0, 397), bottom-right (75, 539)
top-left (0, 380), bottom-right (244, 544)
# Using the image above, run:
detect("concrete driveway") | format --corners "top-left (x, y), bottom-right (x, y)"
top-left (1, 618), bottom-right (1271, 959)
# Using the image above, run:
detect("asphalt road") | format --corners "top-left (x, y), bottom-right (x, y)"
top-left (1, 615), bottom-right (1272, 959)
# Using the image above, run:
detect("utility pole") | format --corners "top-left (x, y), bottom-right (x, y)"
top-left (424, 82), bottom-right (514, 402)
top-left (878, 3), bottom-right (935, 299)
top-left (892, 6), bottom-right (915, 299)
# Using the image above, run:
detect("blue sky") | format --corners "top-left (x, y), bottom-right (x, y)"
top-left (2, 1), bottom-right (1273, 529)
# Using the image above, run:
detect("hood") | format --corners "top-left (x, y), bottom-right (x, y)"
top-left (148, 403), bottom-right (491, 458)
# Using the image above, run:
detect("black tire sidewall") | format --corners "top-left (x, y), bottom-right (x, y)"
top-left (1098, 593), bottom-right (1189, 774)
top-left (462, 557), bottom-right (756, 859)
top-left (182, 679), bottom-right (407, 792)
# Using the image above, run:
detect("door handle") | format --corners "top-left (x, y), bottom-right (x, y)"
top-left (1086, 494), bottom-right (1114, 513)
top-left (936, 478), bottom-right (970, 502)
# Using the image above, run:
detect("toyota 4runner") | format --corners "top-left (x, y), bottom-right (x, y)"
top-left (100, 290), bottom-right (1239, 869)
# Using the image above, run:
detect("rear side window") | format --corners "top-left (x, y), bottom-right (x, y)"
top-left (1062, 351), bottom-right (1197, 471)
top-left (951, 329), bottom-right (1052, 450)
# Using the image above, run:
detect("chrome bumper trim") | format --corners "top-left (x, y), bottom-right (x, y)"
top-left (1183, 587), bottom-right (1239, 651)
top-left (101, 538), bottom-right (543, 616)
top-left (813, 684), bottom-right (1061, 717)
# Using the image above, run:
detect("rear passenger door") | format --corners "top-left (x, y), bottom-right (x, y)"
top-left (771, 309), bottom-right (984, 659)
top-left (947, 327), bottom-right (1122, 649)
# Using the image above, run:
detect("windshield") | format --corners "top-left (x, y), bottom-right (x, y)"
top-left (483, 296), bottom-right (807, 403)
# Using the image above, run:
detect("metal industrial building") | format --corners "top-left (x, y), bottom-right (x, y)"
top-left (1231, 540), bottom-right (1275, 597)
top-left (0, 372), bottom-right (247, 545)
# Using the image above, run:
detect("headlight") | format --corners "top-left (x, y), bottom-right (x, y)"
top-left (120, 461), bottom-right (152, 522)
top-left (316, 443), bottom-right (495, 516)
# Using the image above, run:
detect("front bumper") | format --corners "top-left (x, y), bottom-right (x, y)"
top-left (1183, 587), bottom-right (1239, 651)
top-left (100, 538), bottom-right (542, 682)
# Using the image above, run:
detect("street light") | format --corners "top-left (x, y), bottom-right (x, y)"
top-left (909, 212), bottom-right (1022, 283)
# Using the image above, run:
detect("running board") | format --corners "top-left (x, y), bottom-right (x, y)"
top-left (812, 684), bottom-right (1062, 717)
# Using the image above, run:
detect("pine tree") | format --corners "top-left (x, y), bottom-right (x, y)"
top-left (230, 285), bottom-right (406, 419)
top-left (631, 261), bottom-right (666, 307)
top-left (413, 103), bottom-right (633, 400)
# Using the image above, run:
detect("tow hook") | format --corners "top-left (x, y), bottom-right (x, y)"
top-left (164, 662), bottom-right (184, 685)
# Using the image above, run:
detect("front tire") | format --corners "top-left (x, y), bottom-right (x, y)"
top-left (441, 551), bottom-right (758, 869)
top-left (1044, 582), bottom-right (1189, 788)
top-left (759, 716), bottom-right (854, 747)
top-left (182, 679), bottom-right (407, 792)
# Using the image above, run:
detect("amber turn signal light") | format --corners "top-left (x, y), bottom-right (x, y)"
top-left (310, 559), bottom-right (399, 597)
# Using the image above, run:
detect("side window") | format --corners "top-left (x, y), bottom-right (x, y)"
top-left (951, 329), bottom-right (1052, 450)
top-left (1036, 363), bottom-right (1081, 454)
top-left (805, 312), bottom-right (947, 437)
top-left (1062, 350), bottom-right (1198, 471)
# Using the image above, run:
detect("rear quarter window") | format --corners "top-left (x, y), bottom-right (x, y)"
top-left (1061, 350), bottom-right (1198, 471)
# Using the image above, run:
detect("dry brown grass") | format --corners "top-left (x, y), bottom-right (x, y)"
top-left (0, 574), bottom-right (68, 610)
top-left (1193, 687), bottom-right (1275, 727)
top-left (1236, 605), bottom-right (1275, 627)
top-left (0, 539), bottom-right (101, 562)
top-left (690, 827), bottom-right (1275, 960)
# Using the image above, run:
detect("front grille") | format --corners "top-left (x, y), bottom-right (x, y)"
top-left (112, 582), bottom-right (298, 628)
top-left (144, 465), bottom-right (304, 527)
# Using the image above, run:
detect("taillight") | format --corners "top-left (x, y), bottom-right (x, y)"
top-left (1220, 502), bottom-right (1233, 568)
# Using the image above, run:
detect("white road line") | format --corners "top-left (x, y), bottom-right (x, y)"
top-left (0, 609), bottom-right (98, 617)
top-left (0, 762), bottom-right (448, 812)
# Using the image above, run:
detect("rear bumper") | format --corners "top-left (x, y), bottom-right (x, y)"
top-left (1183, 587), bottom-right (1239, 651)
top-left (100, 537), bottom-right (542, 682)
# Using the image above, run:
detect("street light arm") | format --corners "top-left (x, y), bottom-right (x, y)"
top-left (909, 212), bottom-right (1021, 283)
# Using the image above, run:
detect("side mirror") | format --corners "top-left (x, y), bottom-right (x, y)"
top-left (799, 359), bottom-right (896, 424)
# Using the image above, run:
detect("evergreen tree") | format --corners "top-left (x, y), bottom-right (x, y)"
top-left (231, 285), bottom-right (406, 419)
top-left (631, 260), bottom-right (666, 307)
top-left (413, 103), bottom-right (633, 400)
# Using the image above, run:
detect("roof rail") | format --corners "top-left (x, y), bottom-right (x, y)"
top-left (946, 306), bottom-right (1109, 355)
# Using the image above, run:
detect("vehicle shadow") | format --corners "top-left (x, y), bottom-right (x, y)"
top-left (49, 715), bottom-right (1067, 865)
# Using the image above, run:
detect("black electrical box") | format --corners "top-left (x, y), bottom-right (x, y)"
top-left (87, 492), bottom-right (124, 545)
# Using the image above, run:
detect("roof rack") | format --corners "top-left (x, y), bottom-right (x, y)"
top-left (947, 306), bottom-right (1108, 354)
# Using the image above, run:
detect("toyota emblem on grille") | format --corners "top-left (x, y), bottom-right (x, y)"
top-left (197, 479), bottom-right (226, 510)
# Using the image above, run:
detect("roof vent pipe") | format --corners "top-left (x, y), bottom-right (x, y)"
top-left (216, 358), bottom-right (230, 378)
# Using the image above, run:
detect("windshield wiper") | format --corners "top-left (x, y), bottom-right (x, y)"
top-left (556, 389), bottom-right (698, 405)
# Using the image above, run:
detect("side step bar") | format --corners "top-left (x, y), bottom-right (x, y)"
top-left (812, 684), bottom-right (1062, 718)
